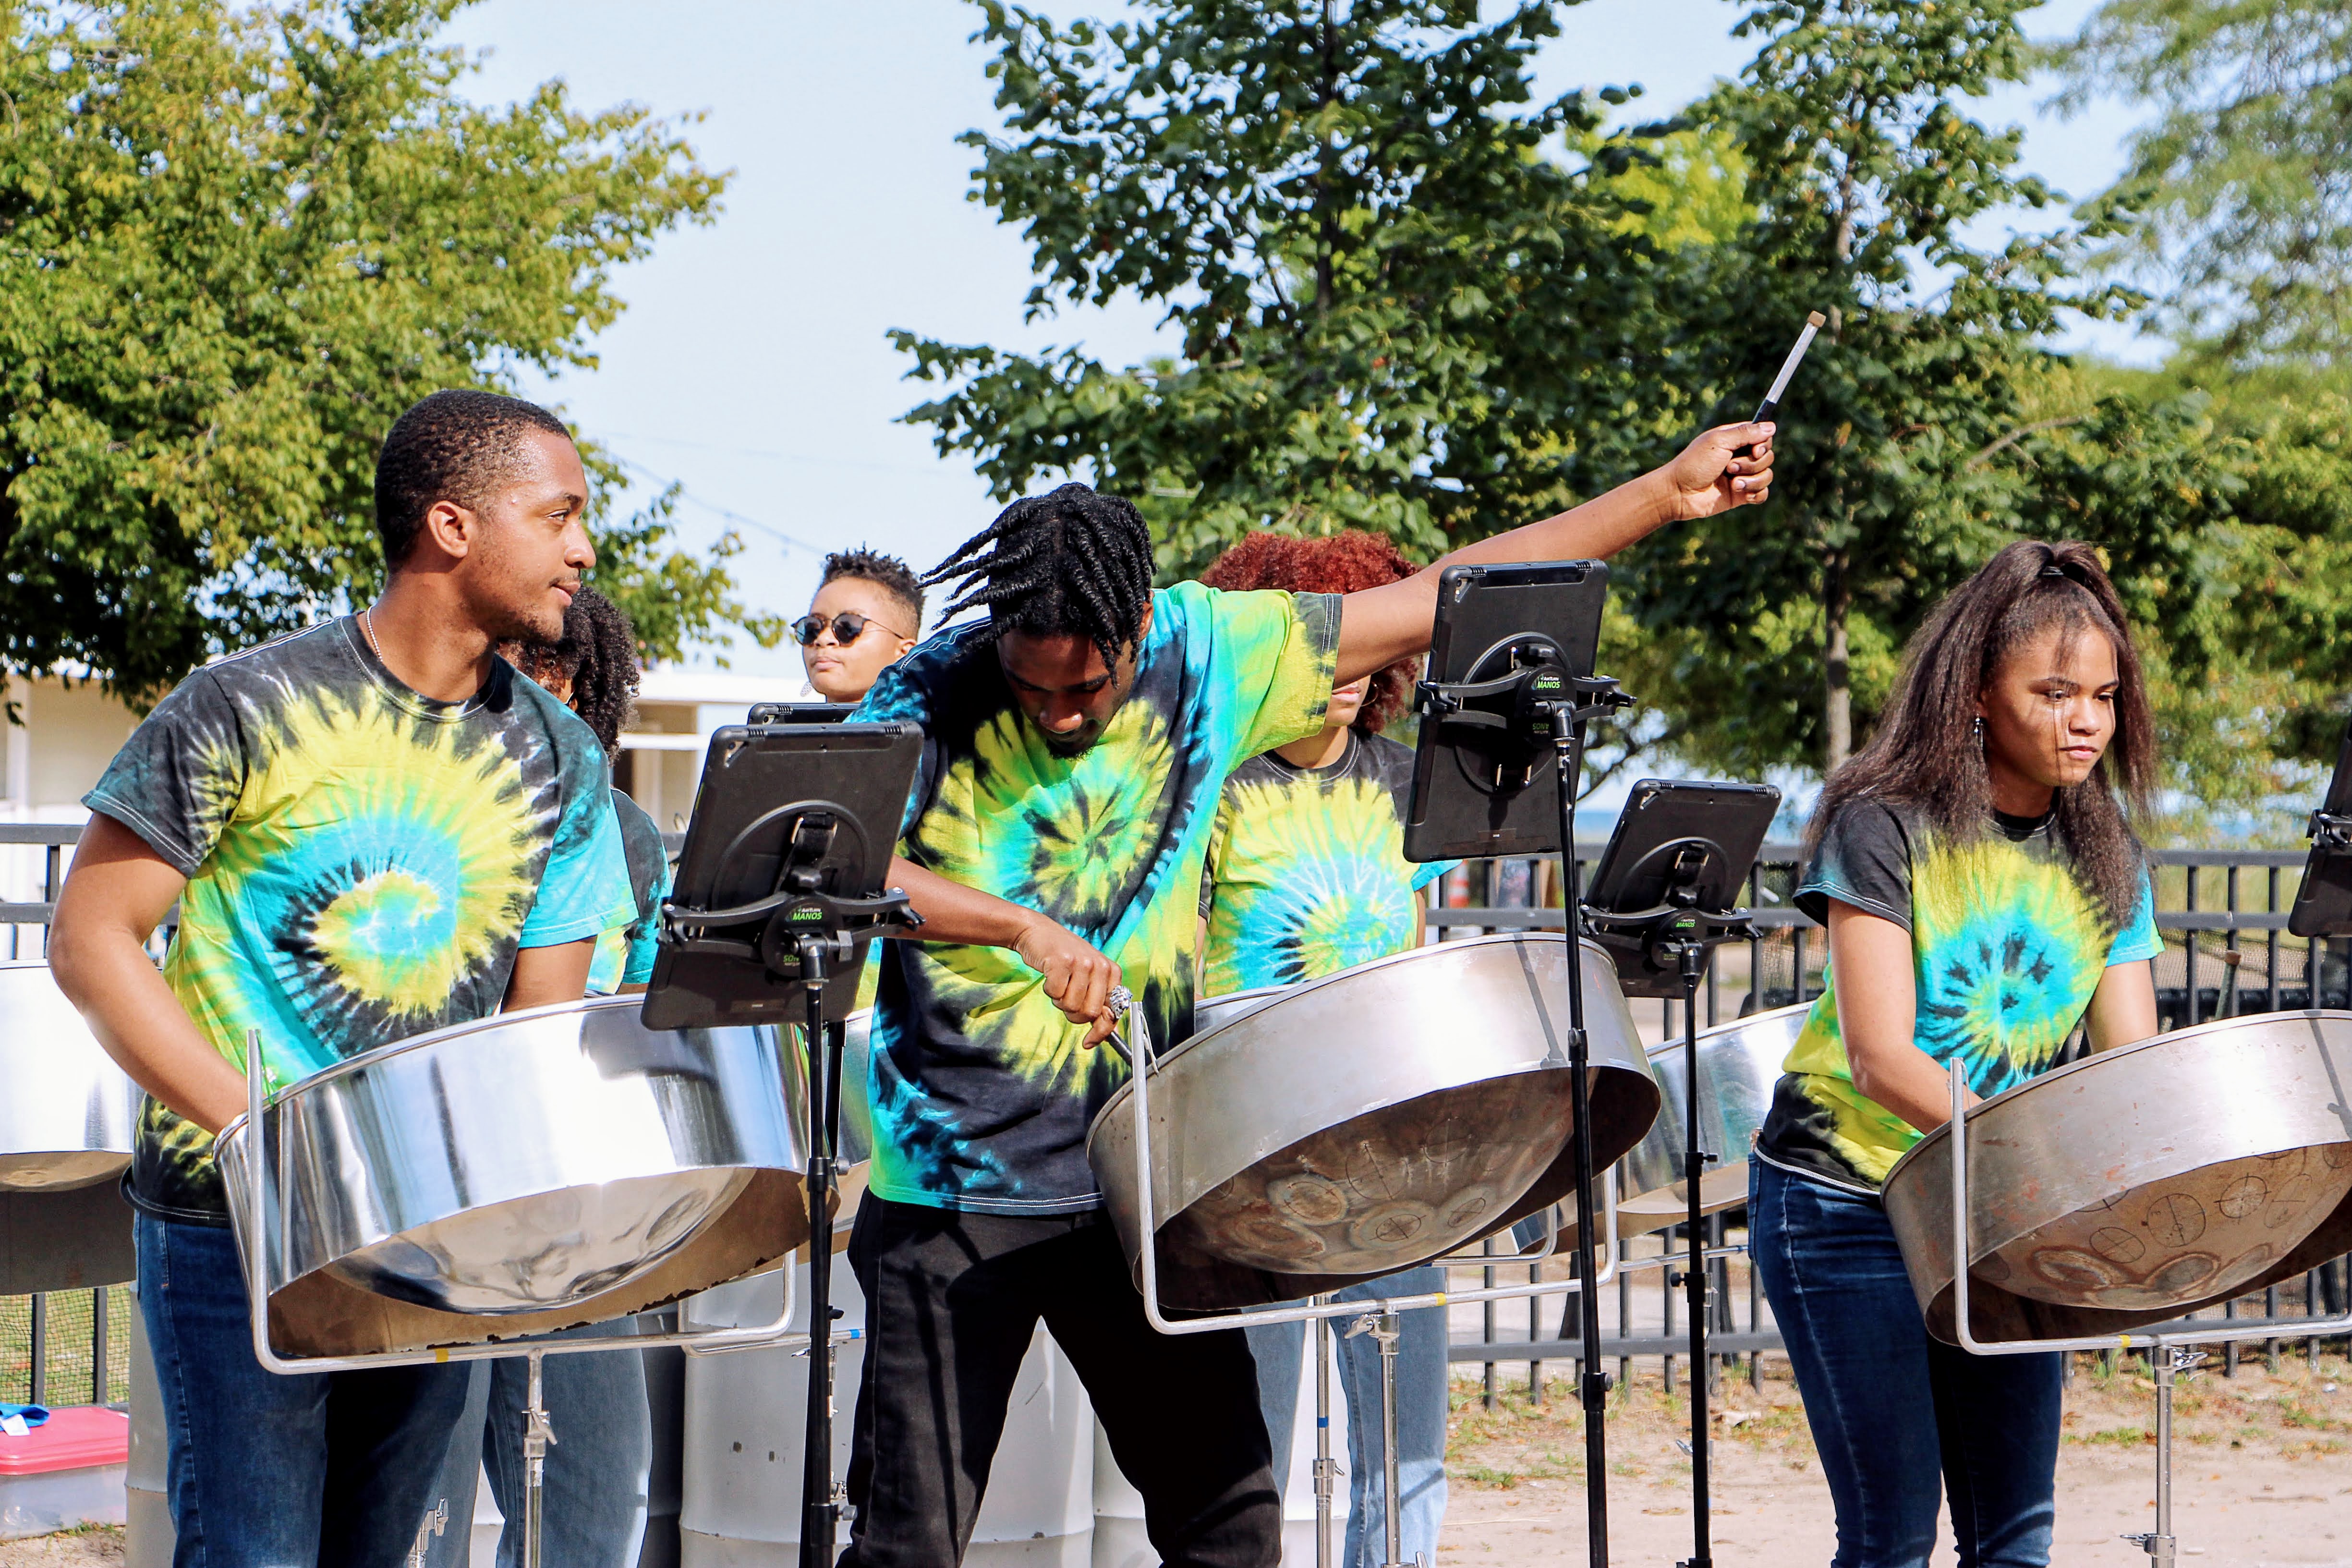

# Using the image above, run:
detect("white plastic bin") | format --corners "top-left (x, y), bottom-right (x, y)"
top-left (681, 1260), bottom-right (1093, 1567)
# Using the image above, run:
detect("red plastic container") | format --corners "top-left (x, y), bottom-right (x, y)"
top-left (0, 1407), bottom-right (129, 1540)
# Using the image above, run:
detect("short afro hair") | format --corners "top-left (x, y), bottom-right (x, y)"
top-left (820, 547), bottom-right (924, 634)
top-left (505, 585), bottom-right (640, 756)
top-left (374, 389), bottom-right (574, 568)
top-left (1199, 530), bottom-right (1423, 732)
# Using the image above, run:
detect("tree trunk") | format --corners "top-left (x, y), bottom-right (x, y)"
top-left (1824, 551), bottom-right (1852, 775)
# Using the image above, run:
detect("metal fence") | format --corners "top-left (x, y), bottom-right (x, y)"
top-left (9, 823), bottom-right (2352, 1408)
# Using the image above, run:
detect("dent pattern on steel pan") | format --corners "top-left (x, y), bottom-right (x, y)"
top-left (1088, 933), bottom-right (1660, 1311)
top-left (216, 994), bottom-right (811, 1356)
top-left (1881, 1010), bottom-right (2352, 1345)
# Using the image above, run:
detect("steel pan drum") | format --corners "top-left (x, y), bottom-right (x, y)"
top-left (1614, 1004), bottom-right (1810, 1235)
top-left (1882, 1011), bottom-right (2352, 1345)
top-left (1088, 933), bottom-right (1660, 1311)
top-left (0, 962), bottom-right (139, 1192)
top-left (217, 995), bottom-right (811, 1357)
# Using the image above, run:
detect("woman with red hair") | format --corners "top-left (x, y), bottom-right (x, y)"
top-left (1195, 528), bottom-right (1453, 1568)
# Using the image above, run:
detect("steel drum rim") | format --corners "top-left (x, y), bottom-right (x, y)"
top-left (218, 991), bottom-right (655, 1143)
top-left (213, 993), bottom-right (813, 1348)
top-left (1881, 1008), bottom-right (2352, 1342)
top-left (1086, 931), bottom-right (1661, 1309)
top-left (1093, 930), bottom-right (1590, 1123)
top-left (1881, 1006), bottom-right (2352, 1193)
top-left (1640, 999), bottom-right (1814, 1065)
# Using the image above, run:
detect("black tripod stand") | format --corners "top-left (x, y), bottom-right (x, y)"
top-left (1419, 637), bottom-right (1631, 1568)
top-left (653, 799), bottom-right (923, 1568)
top-left (1584, 833), bottom-right (1760, 1568)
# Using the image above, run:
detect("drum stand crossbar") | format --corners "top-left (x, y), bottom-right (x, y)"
top-left (230, 1030), bottom-right (812, 1568)
top-left (1583, 851), bottom-right (1757, 1568)
top-left (1941, 1067), bottom-right (2352, 1568)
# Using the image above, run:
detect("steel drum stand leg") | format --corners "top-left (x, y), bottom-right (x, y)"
top-left (1314, 1297), bottom-right (1338, 1568)
top-left (2124, 1345), bottom-right (2200, 1568)
top-left (797, 940), bottom-right (848, 1568)
top-left (521, 1348), bottom-right (554, 1568)
top-left (1548, 722), bottom-right (1612, 1568)
top-left (1346, 1311), bottom-right (1417, 1568)
top-left (1670, 944), bottom-right (1712, 1568)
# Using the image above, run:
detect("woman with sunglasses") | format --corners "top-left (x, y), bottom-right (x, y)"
top-left (798, 547), bottom-right (924, 702)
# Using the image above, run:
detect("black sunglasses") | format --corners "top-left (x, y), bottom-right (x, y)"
top-left (792, 610), bottom-right (907, 647)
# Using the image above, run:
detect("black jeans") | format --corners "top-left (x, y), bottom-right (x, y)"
top-left (838, 1198), bottom-right (1280, 1568)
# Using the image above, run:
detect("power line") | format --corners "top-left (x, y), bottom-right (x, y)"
top-left (610, 456), bottom-right (832, 558)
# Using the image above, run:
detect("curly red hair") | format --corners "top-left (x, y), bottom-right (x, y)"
top-left (1199, 530), bottom-right (1422, 733)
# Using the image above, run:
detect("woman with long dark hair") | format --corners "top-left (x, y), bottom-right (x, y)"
top-left (1750, 540), bottom-right (2163, 1568)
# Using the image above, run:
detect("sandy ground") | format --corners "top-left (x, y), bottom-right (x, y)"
top-left (0, 1531), bottom-right (121, 1566)
top-left (11, 1352), bottom-right (2350, 1566)
top-left (1444, 1350), bottom-right (2352, 1568)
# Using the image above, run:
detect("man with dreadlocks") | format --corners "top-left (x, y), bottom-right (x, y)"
top-left (843, 421), bottom-right (1776, 1568)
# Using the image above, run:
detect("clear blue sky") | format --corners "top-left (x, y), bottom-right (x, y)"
top-left (443, 0), bottom-right (2146, 678)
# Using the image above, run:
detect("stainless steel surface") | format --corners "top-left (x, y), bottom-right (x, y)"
top-left (1088, 933), bottom-right (1659, 1311)
top-left (1614, 1003), bottom-right (1808, 1235)
top-left (0, 962), bottom-right (139, 1192)
top-left (217, 995), bottom-right (812, 1357)
top-left (1884, 1010), bottom-right (2352, 1345)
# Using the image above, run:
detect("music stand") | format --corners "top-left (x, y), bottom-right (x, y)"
top-left (1405, 559), bottom-right (1629, 1568)
top-left (2289, 715), bottom-right (2352, 942)
top-left (643, 720), bottom-right (925, 1568)
top-left (1580, 779), bottom-right (1777, 1568)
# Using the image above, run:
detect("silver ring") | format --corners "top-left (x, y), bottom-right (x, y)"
top-left (1106, 985), bottom-right (1133, 1018)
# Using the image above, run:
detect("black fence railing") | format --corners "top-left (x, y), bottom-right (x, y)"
top-left (9, 823), bottom-right (2352, 1407)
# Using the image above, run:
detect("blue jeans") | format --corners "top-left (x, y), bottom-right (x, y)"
top-left (136, 1211), bottom-right (473, 1568)
top-left (1244, 1266), bottom-right (1448, 1568)
top-left (418, 1322), bottom-right (651, 1568)
top-left (1749, 1161), bottom-right (2062, 1568)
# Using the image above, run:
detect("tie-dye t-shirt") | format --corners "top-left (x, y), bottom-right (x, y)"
top-left (854, 582), bottom-right (1340, 1214)
top-left (1198, 730), bottom-right (1450, 997)
top-left (588, 789), bottom-right (672, 996)
top-left (1754, 798), bottom-right (2162, 1191)
top-left (85, 619), bottom-right (639, 1222)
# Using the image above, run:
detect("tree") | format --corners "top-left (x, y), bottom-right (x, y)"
top-left (1608, 0), bottom-right (2164, 777)
top-left (0, 0), bottom-right (756, 704)
top-left (890, 0), bottom-right (1683, 581)
top-left (2060, 0), bottom-right (2352, 371)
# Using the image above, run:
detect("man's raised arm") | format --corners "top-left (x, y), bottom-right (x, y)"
top-left (1333, 420), bottom-right (1774, 685)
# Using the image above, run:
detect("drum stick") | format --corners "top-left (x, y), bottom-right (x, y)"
top-left (1734, 310), bottom-right (1824, 458)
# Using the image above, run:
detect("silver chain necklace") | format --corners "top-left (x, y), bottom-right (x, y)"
top-left (359, 605), bottom-right (384, 661)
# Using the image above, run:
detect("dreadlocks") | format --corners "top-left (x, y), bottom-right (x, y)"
top-left (924, 483), bottom-right (1155, 670)
top-left (506, 585), bottom-right (641, 756)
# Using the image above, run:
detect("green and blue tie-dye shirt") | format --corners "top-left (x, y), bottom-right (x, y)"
top-left (853, 582), bottom-right (1341, 1214)
top-left (85, 619), bottom-right (638, 1222)
top-left (1754, 798), bottom-right (2162, 1191)
top-left (1199, 730), bottom-right (1450, 997)
top-left (589, 789), bottom-right (672, 996)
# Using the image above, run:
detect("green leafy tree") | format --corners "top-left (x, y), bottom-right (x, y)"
top-left (0, 0), bottom-right (753, 704)
top-left (890, 0), bottom-right (1684, 579)
top-left (1610, 0), bottom-right (2165, 777)
top-left (2060, 0), bottom-right (2352, 370)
